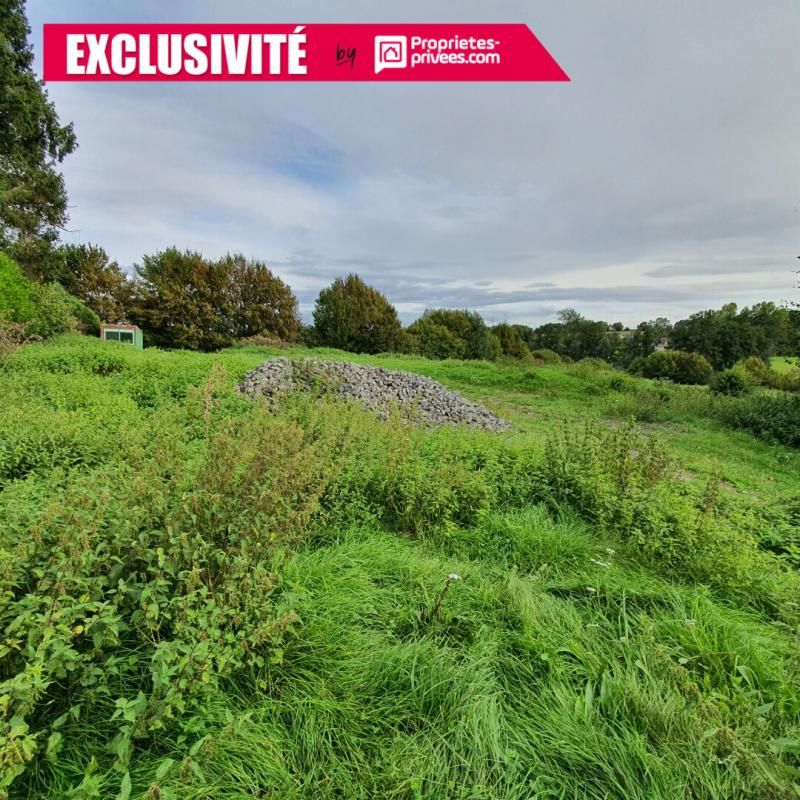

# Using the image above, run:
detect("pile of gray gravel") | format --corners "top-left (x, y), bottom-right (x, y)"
top-left (239, 357), bottom-right (509, 432)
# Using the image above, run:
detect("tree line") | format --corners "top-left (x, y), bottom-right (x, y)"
top-left (1, 0), bottom-right (798, 380)
top-left (5, 240), bottom-right (799, 380)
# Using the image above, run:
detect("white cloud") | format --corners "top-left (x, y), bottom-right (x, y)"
top-left (28, 0), bottom-right (800, 325)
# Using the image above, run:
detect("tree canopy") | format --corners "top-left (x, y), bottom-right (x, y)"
top-left (412, 309), bottom-right (498, 361)
top-left (0, 0), bottom-right (77, 276)
top-left (131, 249), bottom-right (300, 351)
top-left (670, 302), bottom-right (794, 369)
top-left (490, 323), bottom-right (530, 360)
top-left (312, 274), bottom-right (402, 354)
top-left (51, 243), bottom-right (132, 323)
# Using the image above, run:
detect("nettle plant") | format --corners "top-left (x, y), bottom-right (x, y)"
top-left (542, 422), bottom-right (798, 616)
top-left (0, 374), bottom-right (342, 795)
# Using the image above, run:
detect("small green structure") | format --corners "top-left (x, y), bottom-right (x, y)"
top-left (100, 324), bottom-right (144, 350)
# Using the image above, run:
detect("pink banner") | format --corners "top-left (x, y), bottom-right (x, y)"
top-left (43, 24), bottom-right (568, 82)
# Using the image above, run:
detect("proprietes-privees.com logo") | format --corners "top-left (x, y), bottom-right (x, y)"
top-left (374, 35), bottom-right (501, 74)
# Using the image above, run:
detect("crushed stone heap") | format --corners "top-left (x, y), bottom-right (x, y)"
top-left (239, 357), bottom-right (510, 432)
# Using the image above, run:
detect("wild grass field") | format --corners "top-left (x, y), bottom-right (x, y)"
top-left (1, 336), bottom-right (799, 800)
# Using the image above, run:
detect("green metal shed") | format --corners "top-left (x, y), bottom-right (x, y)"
top-left (99, 324), bottom-right (144, 350)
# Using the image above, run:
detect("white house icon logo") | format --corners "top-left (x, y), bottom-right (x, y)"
top-left (374, 36), bottom-right (408, 73)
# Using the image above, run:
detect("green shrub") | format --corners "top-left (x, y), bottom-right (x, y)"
top-left (529, 348), bottom-right (561, 364)
top-left (490, 323), bottom-right (530, 360)
top-left (605, 373), bottom-right (636, 393)
top-left (0, 254), bottom-right (98, 339)
top-left (716, 393), bottom-right (800, 448)
top-left (742, 356), bottom-right (800, 393)
top-left (742, 355), bottom-right (771, 383)
top-left (409, 309), bottom-right (497, 361)
top-left (641, 350), bottom-right (713, 385)
top-left (0, 386), bottom-right (340, 793)
top-left (0, 252), bottom-right (37, 323)
top-left (771, 369), bottom-right (800, 392)
top-left (710, 367), bottom-right (752, 397)
top-left (605, 388), bottom-right (670, 422)
top-left (572, 357), bottom-right (612, 373)
top-left (29, 282), bottom-right (101, 338)
top-left (542, 422), bottom-right (797, 614)
top-left (403, 315), bottom-right (464, 360)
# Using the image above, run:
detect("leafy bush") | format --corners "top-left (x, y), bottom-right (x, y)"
top-left (409, 309), bottom-right (497, 361)
top-left (716, 393), bottom-right (800, 448)
top-left (0, 253), bottom-right (98, 340)
top-left (641, 350), bottom-right (713, 385)
top-left (490, 323), bottom-right (530, 360)
top-left (742, 355), bottom-right (771, 383)
top-left (605, 388), bottom-right (671, 422)
top-left (402, 315), bottom-right (464, 360)
top-left (0, 321), bottom-right (33, 365)
top-left (710, 367), bottom-right (752, 397)
top-left (27, 282), bottom-right (96, 338)
top-left (312, 274), bottom-right (402, 354)
top-left (0, 252), bottom-right (36, 323)
top-left (572, 357), bottom-right (612, 372)
top-left (542, 423), bottom-right (797, 613)
top-left (742, 355), bottom-right (800, 393)
top-left (0, 380), bottom-right (341, 793)
top-left (529, 348), bottom-right (561, 364)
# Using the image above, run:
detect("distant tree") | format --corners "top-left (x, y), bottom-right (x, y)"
top-left (0, 0), bottom-right (77, 277)
top-left (312, 274), bottom-right (402, 354)
top-left (131, 249), bottom-right (232, 351)
top-left (51, 243), bottom-right (132, 323)
top-left (487, 331), bottom-right (502, 362)
top-left (130, 249), bottom-right (299, 351)
top-left (558, 308), bottom-right (583, 324)
top-left (404, 315), bottom-right (464, 360)
top-left (610, 322), bottom-right (625, 332)
top-left (529, 322), bottom-right (564, 353)
top-left (746, 302), bottom-right (794, 355)
top-left (522, 310), bottom-right (613, 361)
top-left (788, 308), bottom-right (800, 358)
top-left (641, 350), bottom-right (713, 385)
top-left (511, 324), bottom-right (537, 350)
top-left (417, 309), bottom-right (497, 361)
top-left (224, 254), bottom-right (301, 342)
top-left (622, 318), bottom-right (672, 363)
top-left (490, 323), bottom-right (530, 360)
top-left (670, 303), bottom-right (787, 369)
top-left (545, 309), bottom-right (611, 361)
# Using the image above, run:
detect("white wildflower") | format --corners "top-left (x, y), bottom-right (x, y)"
top-left (448, 573), bottom-right (462, 582)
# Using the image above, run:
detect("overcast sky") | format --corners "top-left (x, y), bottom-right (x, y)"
top-left (27, 1), bottom-right (800, 326)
